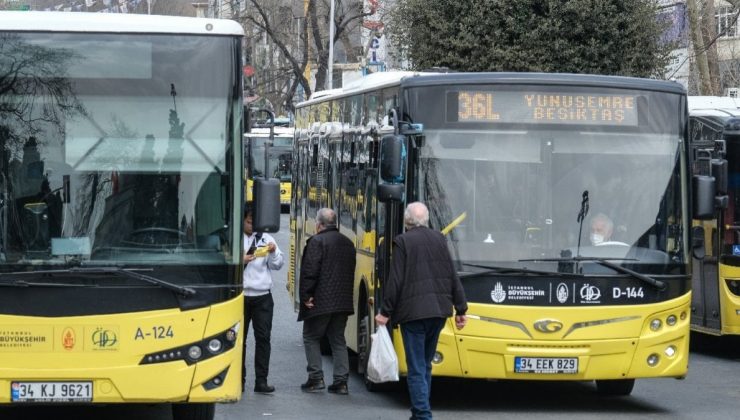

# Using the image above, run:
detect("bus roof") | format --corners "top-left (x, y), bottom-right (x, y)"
top-left (0, 11), bottom-right (244, 36)
top-left (688, 96), bottom-right (740, 115)
top-left (297, 71), bottom-right (686, 108)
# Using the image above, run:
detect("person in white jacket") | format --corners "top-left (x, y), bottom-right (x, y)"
top-left (241, 207), bottom-right (284, 393)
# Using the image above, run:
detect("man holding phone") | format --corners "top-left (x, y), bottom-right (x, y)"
top-left (241, 206), bottom-right (283, 393)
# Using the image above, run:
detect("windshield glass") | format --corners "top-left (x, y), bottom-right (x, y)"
top-left (411, 85), bottom-right (687, 275)
top-left (249, 136), bottom-right (293, 181)
top-left (0, 32), bottom-right (241, 269)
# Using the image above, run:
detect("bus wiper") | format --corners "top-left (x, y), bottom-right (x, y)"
top-left (0, 279), bottom-right (96, 288)
top-left (459, 262), bottom-right (572, 279)
top-left (519, 257), bottom-right (666, 290)
top-left (2, 267), bottom-right (196, 297)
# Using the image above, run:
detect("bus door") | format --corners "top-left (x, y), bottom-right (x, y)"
top-left (690, 135), bottom-right (723, 331)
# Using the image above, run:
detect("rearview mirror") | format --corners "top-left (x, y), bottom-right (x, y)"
top-left (380, 134), bottom-right (406, 183)
top-left (253, 178), bottom-right (281, 232)
top-left (692, 175), bottom-right (715, 220)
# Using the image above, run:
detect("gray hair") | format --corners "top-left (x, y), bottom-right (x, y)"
top-left (404, 202), bottom-right (429, 228)
top-left (316, 208), bottom-right (337, 228)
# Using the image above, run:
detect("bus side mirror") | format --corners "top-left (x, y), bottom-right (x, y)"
top-left (692, 226), bottom-right (705, 260)
top-left (253, 178), bottom-right (281, 232)
top-left (380, 134), bottom-right (406, 183)
top-left (377, 183), bottom-right (404, 203)
top-left (692, 175), bottom-right (716, 220)
top-left (711, 159), bottom-right (728, 195)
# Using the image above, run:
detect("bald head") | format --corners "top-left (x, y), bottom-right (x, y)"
top-left (404, 202), bottom-right (429, 229)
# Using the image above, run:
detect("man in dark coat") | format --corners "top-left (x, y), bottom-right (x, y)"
top-left (298, 208), bottom-right (356, 394)
top-left (376, 201), bottom-right (467, 420)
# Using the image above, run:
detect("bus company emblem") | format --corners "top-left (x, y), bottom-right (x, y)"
top-left (556, 283), bottom-right (569, 303)
top-left (92, 327), bottom-right (118, 349)
top-left (533, 319), bottom-right (564, 333)
top-left (62, 328), bottom-right (75, 350)
top-left (580, 284), bottom-right (601, 302)
top-left (490, 282), bottom-right (506, 303)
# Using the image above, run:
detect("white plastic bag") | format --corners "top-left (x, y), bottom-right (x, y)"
top-left (366, 325), bottom-right (399, 383)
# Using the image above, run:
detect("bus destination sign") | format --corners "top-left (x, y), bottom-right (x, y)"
top-left (450, 91), bottom-right (640, 126)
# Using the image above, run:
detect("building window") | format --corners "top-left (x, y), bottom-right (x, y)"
top-left (717, 6), bottom-right (739, 38)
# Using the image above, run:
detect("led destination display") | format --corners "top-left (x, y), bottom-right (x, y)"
top-left (449, 90), bottom-right (641, 126)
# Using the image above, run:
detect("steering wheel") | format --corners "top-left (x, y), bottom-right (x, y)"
top-left (122, 227), bottom-right (187, 248)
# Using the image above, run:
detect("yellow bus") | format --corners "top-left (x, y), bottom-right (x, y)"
top-left (688, 97), bottom-right (740, 335)
top-left (289, 71), bottom-right (697, 396)
top-left (245, 126), bottom-right (293, 210)
top-left (0, 12), bottom-right (278, 420)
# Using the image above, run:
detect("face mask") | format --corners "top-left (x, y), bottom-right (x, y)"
top-left (591, 233), bottom-right (604, 245)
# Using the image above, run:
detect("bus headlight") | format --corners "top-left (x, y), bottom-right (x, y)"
top-left (432, 352), bottom-right (443, 364)
top-left (188, 345), bottom-right (203, 360)
top-left (647, 353), bottom-right (660, 367)
top-left (649, 319), bottom-right (662, 331)
top-left (140, 323), bottom-right (239, 365)
top-left (666, 315), bottom-right (677, 326)
top-left (207, 339), bottom-right (223, 354)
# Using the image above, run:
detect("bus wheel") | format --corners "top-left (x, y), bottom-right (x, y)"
top-left (595, 379), bottom-right (635, 396)
top-left (172, 403), bottom-right (215, 420)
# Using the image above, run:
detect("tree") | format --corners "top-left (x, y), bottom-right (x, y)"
top-left (238, 0), bottom-right (372, 114)
top-left (389, 0), bottom-right (673, 77)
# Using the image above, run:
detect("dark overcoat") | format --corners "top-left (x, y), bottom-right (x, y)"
top-left (379, 226), bottom-right (467, 325)
top-left (298, 227), bottom-right (356, 321)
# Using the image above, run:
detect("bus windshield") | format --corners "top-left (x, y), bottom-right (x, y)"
top-left (249, 136), bottom-right (293, 182)
top-left (411, 86), bottom-right (686, 274)
top-left (0, 32), bottom-right (241, 268)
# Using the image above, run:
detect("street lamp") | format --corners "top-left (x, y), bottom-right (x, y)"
top-left (327, 0), bottom-right (335, 90)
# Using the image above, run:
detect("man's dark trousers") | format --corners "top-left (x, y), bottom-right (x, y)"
top-left (242, 292), bottom-right (274, 387)
top-left (400, 317), bottom-right (445, 420)
top-left (303, 313), bottom-right (349, 383)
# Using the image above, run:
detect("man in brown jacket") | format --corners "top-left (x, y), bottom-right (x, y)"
top-left (298, 208), bottom-right (356, 395)
top-left (376, 201), bottom-right (467, 420)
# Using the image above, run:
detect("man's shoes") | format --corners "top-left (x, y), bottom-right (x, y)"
top-left (254, 381), bottom-right (275, 393)
top-left (327, 381), bottom-right (348, 395)
top-left (300, 378), bottom-right (325, 393)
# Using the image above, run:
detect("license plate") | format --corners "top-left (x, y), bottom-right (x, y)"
top-left (514, 357), bottom-right (578, 374)
top-left (11, 381), bottom-right (93, 402)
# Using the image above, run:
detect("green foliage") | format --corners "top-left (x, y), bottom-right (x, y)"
top-left (389, 0), bottom-right (673, 77)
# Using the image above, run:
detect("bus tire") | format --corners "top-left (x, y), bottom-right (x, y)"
top-left (595, 379), bottom-right (635, 396)
top-left (171, 403), bottom-right (215, 420)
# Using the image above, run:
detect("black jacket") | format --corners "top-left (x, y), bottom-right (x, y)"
top-left (298, 227), bottom-right (356, 321)
top-left (380, 226), bottom-right (467, 325)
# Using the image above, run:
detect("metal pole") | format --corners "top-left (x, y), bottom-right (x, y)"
top-left (327, 0), bottom-right (335, 90)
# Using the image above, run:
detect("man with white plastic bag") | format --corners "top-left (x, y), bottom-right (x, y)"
top-left (375, 202), bottom-right (467, 420)
top-left (366, 324), bottom-right (398, 383)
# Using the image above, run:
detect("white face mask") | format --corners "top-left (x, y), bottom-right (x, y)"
top-left (591, 233), bottom-right (604, 245)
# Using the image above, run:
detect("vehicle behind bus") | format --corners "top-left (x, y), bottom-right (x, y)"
top-left (290, 72), bottom-right (695, 396)
top-left (245, 127), bottom-right (293, 210)
top-left (688, 96), bottom-right (740, 336)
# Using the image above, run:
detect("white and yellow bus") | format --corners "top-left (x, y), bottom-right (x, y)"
top-left (289, 71), bottom-right (697, 396)
top-left (0, 12), bottom-right (278, 420)
top-left (245, 126), bottom-right (293, 209)
top-left (688, 96), bottom-right (740, 336)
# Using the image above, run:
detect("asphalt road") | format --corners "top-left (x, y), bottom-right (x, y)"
top-left (3, 214), bottom-right (739, 419)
